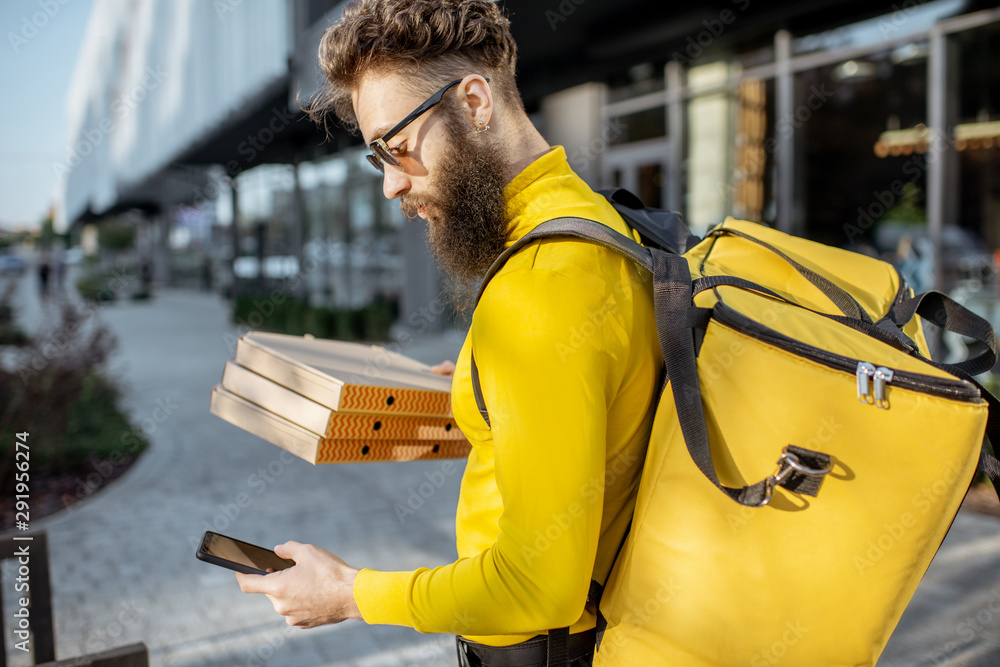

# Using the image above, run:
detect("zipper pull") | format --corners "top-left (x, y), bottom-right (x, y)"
top-left (856, 362), bottom-right (876, 404)
top-left (874, 367), bottom-right (894, 409)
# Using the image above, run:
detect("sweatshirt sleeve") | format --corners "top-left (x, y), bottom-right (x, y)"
top-left (352, 264), bottom-right (632, 635)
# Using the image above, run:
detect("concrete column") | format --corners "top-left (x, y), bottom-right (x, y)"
top-left (152, 211), bottom-right (172, 287)
top-left (927, 26), bottom-right (959, 292)
top-left (666, 60), bottom-right (685, 215)
top-left (230, 179), bottom-right (241, 298)
top-left (541, 82), bottom-right (607, 187)
top-left (775, 29), bottom-right (794, 234)
top-left (687, 61), bottom-right (731, 237)
top-left (291, 159), bottom-right (308, 301)
top-left (400, 221), bottom-right (443, 334)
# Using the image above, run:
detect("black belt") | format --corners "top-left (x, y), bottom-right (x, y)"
top-left (456, 629), bottom-right (596, 667)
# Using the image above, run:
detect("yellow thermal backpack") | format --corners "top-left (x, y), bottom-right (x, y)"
top-left (472, 191), bottom-right (1000, 666)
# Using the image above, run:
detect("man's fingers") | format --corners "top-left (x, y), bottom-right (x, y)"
top-left (274, 541), bottom-right (303, 559)
top-left (235, 571), bottom-right (271, 594)
top-left (429, 360), bottom-right (455, 376)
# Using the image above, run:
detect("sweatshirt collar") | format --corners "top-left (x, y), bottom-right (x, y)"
top-left (502, 146), bottom-right (572, 248)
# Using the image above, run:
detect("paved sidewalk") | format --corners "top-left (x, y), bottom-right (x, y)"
top-left (5, 275), bottom-right (1000, 666)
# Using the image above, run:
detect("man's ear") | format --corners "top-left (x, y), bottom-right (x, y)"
top-left (457, 74), bottom-right (493, 129)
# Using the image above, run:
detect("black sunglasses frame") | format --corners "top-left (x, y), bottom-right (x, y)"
top-left (366, 76), bottom-right (490, 173)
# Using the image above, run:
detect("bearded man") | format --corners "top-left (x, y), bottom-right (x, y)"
top-left (236, 2), bottom-right (660, 665)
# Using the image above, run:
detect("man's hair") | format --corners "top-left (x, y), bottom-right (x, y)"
top-left (307, 0), bottom-right (522, 134)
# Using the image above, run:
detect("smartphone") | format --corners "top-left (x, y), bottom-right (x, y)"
top-left (196, 531), bottom-right (296, 576)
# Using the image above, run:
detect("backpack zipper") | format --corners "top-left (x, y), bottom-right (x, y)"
top-left (712, 302), bottom-right (982, 405)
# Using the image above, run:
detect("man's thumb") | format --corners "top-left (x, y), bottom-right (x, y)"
top-left (274, 541), bottom-right (300, 560)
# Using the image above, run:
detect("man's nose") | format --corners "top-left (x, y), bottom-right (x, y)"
top-left (382, 164), bottom-right (411, 200)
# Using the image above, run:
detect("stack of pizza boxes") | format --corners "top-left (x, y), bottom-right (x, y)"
top-left (211, 332), bottom-right (470, 464)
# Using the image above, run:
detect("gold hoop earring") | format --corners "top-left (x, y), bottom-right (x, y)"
top-left (476, 120), bottom-right (490, 134)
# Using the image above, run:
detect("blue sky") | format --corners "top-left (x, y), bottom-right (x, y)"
top-left (0, 0), bottom-right (95, 231)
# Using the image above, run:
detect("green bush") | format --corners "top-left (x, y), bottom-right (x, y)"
top-left (98, 223), bottom-right (135, 252)
top-left (0, 282), bottom-right (28, 346)
top-left (76, 273), bottom-right (119, 304)
top-left (0, 298), bottom-right (149, 498)
top-left (232, 293), bottom-right (397, 341)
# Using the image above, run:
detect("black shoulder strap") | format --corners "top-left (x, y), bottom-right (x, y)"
top-left (597, 187), bottom-right (698, 255)
top-left (889, 290), bottom-right (998, 376)
top-left (469, 217), bottom-right (655, 429)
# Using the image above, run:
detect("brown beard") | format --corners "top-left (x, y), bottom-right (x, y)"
top-left (400, 113), bottom-right (509, 315)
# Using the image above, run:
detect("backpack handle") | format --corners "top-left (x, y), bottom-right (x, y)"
top-left (707, 226), bottom-right (873, 323)
top-left (889, 290), bottom-right (998, 376)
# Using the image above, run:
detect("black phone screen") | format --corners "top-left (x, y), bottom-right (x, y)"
top-left (197, 531), bottom-right (295, 575)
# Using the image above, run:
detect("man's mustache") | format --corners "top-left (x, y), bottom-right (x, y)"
top-left (399, 194), bottom-right (429, 220)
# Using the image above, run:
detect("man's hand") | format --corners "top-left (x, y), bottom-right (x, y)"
top-left (235, 541), bottom-right (363, 628)
top-left (430, 360), bottom-right (455, 375)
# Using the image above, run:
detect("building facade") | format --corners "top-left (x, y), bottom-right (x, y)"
top-left (60, 0), bottom-right (1000, 332)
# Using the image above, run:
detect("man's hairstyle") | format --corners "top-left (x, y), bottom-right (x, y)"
top-left (307, 0), bottom-right (522, 134)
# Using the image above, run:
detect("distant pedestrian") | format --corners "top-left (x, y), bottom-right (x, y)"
top-left (200, 255), bottom-right (214, 291)
top-left (38, 249), bottom-right (51, 297)
top-left (53, 246), bottom-right (66, 290)
top-left (139, 255), bottom-right (153, 295)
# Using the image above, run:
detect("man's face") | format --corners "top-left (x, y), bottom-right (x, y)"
top-left (354, 73), bottom-right (509, 298)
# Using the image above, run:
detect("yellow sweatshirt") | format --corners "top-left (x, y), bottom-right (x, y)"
top-left (353, 146), bottom-right (661, 646)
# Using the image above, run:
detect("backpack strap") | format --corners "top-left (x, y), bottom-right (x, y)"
top-left (889, 290), bottom-right (998, 376)
top-left (597, 187), bottom-right (698, 255)
top-left (470, 217), bottom-right (655, 429)
top-left (472, 217), bottom-right (802, 502)
top-left (473, 218), bottom-right (653, 307)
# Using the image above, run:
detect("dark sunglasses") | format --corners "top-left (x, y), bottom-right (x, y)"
top-left (366, 76), bottom-right (490, 173)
